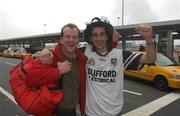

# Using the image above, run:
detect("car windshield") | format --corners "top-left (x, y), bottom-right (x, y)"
top-left (156, 54), bottom-right (178, 66)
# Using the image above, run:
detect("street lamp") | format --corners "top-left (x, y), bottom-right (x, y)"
top-left (122, 0), bottom-right (124, 26)
top-left (44, 24), bottom-right (47, 34)
top-left (117, 17), bottom-right (120, 26)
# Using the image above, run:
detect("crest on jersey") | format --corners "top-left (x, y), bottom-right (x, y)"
top-left (111, 58), bottom-right (117, 66)
top-left (87, 58), bottom-right (96, 65)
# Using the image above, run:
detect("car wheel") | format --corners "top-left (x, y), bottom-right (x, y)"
top-left (154, 76), bottom-right (168, 91)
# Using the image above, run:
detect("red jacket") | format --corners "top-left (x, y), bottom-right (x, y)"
top-left (25, 43), bottom-right (87, 115)
top-left (9, 55), bottom-right (63, 116)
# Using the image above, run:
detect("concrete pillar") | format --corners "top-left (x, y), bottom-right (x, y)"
top-left (122, 36), bottom-right (126, 50)
top-left (167, 30), bottom-right (173, 57)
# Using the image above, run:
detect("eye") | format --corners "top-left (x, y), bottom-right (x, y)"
top-left (64, 35), bottom-right (71, 39)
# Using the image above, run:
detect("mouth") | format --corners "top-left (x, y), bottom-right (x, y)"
top-left (96, 41), bottom-right (104, 45)
top-left (68, 44), bottom-right (77, 48)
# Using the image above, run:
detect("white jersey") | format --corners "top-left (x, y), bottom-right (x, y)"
top-left (84, 45), bottom-right (141, 116)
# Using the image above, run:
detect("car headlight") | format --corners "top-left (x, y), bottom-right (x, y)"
top-left (171, 75), bottom-right (180, 79)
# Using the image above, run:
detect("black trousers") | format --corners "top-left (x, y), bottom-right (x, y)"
top-left (56, 108), bottom-right (76, 116)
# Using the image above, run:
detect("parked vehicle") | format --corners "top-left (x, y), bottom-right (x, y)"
top-left (125, 52), bottom-right (180, 91)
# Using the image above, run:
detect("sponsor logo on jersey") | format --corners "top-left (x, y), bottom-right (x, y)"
top-left (87, 68), bottom-right (116, 83)
top-left (111, 58), bottom-right (117, 66)
top-left (87, 58), bottom-right (95, 65)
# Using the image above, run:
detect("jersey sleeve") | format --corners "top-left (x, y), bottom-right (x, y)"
top-left (123, 51), bottom-right (142, 70)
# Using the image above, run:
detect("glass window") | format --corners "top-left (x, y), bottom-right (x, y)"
top-left (156, 54), bottom-right (178, 66)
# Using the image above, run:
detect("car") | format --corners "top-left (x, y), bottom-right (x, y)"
top-left (125, 51), bottom-right (180, 91)
top-left (2, 49), bottom-right (10, 57)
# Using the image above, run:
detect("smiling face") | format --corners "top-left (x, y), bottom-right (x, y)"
top-left (90, 27), bottom-right (108, 53)
top-left (60, 26), bottom-right (80, 54)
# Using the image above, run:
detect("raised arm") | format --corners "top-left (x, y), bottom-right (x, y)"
top-left (135, 24), bottom-right (156, 64)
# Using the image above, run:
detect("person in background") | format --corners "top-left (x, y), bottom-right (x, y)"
top-left (112, 29), bottom-right (121, 49)
top-left (139, 44), bottom-right (145, 51)
top-left (113, 30), bottom-right (120, 42)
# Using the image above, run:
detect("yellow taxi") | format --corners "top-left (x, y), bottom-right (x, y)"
top-left (125, 52), bottom-right (180, 91)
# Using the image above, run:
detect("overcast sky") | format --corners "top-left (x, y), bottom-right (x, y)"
top-left (0, 0), bottom-right (180, 40)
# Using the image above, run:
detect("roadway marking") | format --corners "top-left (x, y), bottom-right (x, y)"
top-left (6, 62), bottom-right (16, 66)
top-left (0, 86), bottom-right (17, 105)
top-left (124, 89), bottom-right (142, 96)
top-left (0, 79), bottom-right (179, 116)
top-left (0, 86), bottom-right (34, 116)
top-left (122, 91), bottom-right (180, 116)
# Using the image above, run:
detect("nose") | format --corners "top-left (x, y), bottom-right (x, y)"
top-left (69, 37), bottom-right (73, 41)
top-left (96, 34), bottom-right (104, 40)
top-left (69, 36), bottom-right (75, 42)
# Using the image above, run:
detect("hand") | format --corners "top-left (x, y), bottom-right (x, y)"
top-left (135, 24), bottom-right (153, 40)
top-left (112, 30), bottom-right (120, 42)
top-left (57, 60), bottom-right (72, 74)
top-left (39, 48), bottom-right (53, 64)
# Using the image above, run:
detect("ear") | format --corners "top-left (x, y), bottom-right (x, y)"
top-left (60, 38), bottom-right (63, 44)
top-left (89, 37), bottom-right (94, 44)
